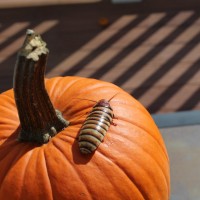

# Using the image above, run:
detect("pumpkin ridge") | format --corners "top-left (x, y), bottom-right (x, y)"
top-left (117, 161), bottom-right (160, 199)
top-left (113, 128), bottom-right (169, 186)
top-left (0, 135), bottom-right (25, 158)
top-left (0, 100), bottom-right (16, 113)
top-left (56, 125), bottom-right (81, 140)
top-left (108, 122), bottom-right (168, 177)
top-left (68, 117), bottom-right (84, 126)
top-left (60, 77), bottom-right (84, 94)
top-left (84, 86), bottom-right (121, 100)
top-left (103, 151), bottom-right (161, 200)
top-left (110, 92), bottom-right (149, 111)
top-left (0, 144), bottom-right (31, 197)
top-left (54, 130), bottom-right (76, 144)
top-left (47, 76), bottom-right (81, 98)
top-left (59, 132), bottom-right (76, 141)
top-left (45, 77), bottom-right (62, 97)
top-left (0, 141), bottom-right (19, 169)
top-left (0, 100), bottom-right (15, 111)
top-left (116, 116), bottom-right (169, 161)
top-left (48, 77), bottom-right (87, 113)
top-left (0, 127), bottom-right (19, 140)
top-left (37, 148), bottom-right (54, 200)
top-left (104, 129), bottom-right (169, 197)
top-left (49, 140), bottom-right (93, 200)
top-left (70, 81), bottom-right (120, 100)
top-left (0, 118), bottom-right (18, 127)
top-left (46, 77), bottom-right (66, 100)
top-left (0, 91), bottom-right (15, 100)
top-left (0, 103), bottom-right (16, 113)
top-left (18, 148), bottom-right (36, 199)
top-left (95, 151), bottom-right (145, 200)
top-left (43, 147), bottom-right (56, 200)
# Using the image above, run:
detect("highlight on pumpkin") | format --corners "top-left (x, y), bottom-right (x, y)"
top-left (13, 29), bottom-right (69, 144)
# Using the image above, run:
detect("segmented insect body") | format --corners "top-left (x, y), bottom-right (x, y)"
top-left (79, 99), bottom-right (114, 154)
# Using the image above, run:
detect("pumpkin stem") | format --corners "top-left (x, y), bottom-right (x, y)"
top-left (13, 30), bottom-right (69, 144)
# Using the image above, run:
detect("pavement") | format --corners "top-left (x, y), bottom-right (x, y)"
top-left (0, 1), bottom-right (200, 199)
top-left (152, 110), bottom-right (200, 199)
top-left (161, 124), bottom-right (200, 200)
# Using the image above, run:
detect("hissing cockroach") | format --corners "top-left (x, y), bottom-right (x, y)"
top-left (78, 94), bottom-right (118, 154)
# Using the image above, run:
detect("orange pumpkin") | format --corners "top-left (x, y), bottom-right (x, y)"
top-left (0, 30), bottom-right (170, 199)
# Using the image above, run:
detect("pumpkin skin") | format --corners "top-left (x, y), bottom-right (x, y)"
top-left (0, 76), bottom-right (170, 200)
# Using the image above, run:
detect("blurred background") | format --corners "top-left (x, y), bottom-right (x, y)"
top-left (0, 0), bottom-right (199, 199)
top-left (0, 0), bottom-right (199, 114)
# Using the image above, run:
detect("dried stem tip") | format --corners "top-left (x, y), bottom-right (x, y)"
top-left (20, 29), bottom-right (49, 61)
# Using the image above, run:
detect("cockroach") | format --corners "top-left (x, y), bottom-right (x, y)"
top-left (77, 93), bottom-right (118, 154)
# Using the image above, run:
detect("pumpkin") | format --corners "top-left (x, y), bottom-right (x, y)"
top-left (0, 30), bottom-right (170, 199)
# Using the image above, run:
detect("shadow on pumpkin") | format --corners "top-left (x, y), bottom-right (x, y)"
top-left (0, 126), bottom-right (40, 173)
top-left (0, 124), bottom-right (93, 173)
